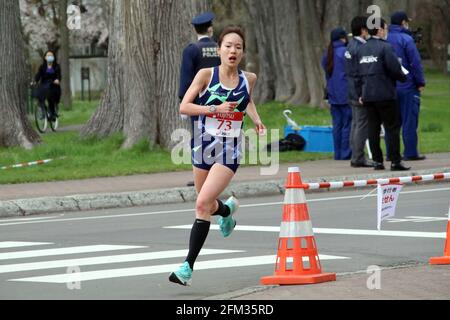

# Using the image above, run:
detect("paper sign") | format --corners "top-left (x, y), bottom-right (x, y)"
top-left (401, 66), bottom-right (410, 75)
top-left (377, 183), bottom-right (404, 231)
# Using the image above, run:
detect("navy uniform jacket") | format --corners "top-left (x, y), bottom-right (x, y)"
top-left (321, 40), bottom-right (349, 105)
top-left (344, 37), bottom-right (366, 104)
top-left (178, 37), bottom-right (221, 100)
top-left (356, 37), bottom-right (407, 103)
top-left (387, 25), bottom-right (425, 91)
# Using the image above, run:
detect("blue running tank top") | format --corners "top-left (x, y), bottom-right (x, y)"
top-left (191, 66), bottom-right (251, 169)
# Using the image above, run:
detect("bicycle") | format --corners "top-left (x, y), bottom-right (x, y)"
top-left (30, 83), bottom-right (59, 133)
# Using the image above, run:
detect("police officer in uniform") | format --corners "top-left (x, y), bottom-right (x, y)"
top-left (345, 16), bottom-right (374, 168)
top-left (387, 11), bottom-right (426, 161)
top-left (357, 18), bottom-right (410, 171)
top-left (179, 12), bottom-right (221, 102)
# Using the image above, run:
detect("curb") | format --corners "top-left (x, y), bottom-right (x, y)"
top-left (1, 167), bottom-right (449, 218)
top-left (203, 261), bottom-right (426, 300)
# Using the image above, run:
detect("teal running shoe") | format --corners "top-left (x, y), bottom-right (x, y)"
top-left (218, 196), bottom-right (239, 238)
top-left (169, 261), bottom-right (192, 286)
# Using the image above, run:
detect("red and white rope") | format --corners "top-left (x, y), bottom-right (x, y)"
top-left (1, 159), bottom-right (54, 170)
top-left (301, 173), bottom-right (450, 190)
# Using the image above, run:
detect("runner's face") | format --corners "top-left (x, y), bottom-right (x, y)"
top-left (218, 33), bottom-right (244, 67)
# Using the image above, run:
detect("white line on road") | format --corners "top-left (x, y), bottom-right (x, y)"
top-left (0, 242), bottom-right (53, 249)
top-left (387, 216), bottom-right (448, 223)
top-left (0, 245), bottom-right (146, 261)
top-left (0, 249), bottom-right (242, 274)
top-left (0, 186), bottom-right (448, 227)
top-left (0, 216), bottom-right (63, 222)
top-left (9, 254), bottom-right (349, 283)
top-left (165, 225), bottom-right (447, 239)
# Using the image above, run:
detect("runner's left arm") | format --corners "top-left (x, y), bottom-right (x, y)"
top-left (245, 72), bottom-right (266, 135)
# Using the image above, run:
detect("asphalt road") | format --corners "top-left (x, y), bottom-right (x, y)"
top-left (0, 183), bottom-right (449, 300)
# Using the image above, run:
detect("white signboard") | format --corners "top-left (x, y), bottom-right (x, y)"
top-left (377, 184), bottom-right (404, 231)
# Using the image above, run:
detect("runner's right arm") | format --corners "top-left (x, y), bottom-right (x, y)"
top-left (180, 68), bottom-right (235, 116)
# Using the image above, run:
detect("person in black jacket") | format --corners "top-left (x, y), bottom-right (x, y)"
top-left (32, 50), bottom-right (61, 121)
top-left (345, 16), bottom-right (373, 168)
top-left (356, 19), bottom-right (410, 171)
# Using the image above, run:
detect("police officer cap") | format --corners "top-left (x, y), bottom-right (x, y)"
top-left (191, 12), bottom-right (215, 26)
top-left (330, 27), bottom-right (347, 42)
top-left (391, 11), bottom-right (412, 25)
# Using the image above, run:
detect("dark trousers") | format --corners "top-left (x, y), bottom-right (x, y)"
top-left (330, 104), bottom-right (352, 160)
top-left (398, 89), bottom-right (421, 158)
top-left (38, 97), bottom-right (56, 116)
top-left (350, 104), bottom-right (369, 164)
top-left (365, 100), bottom-right (402, 164)
top-left (37, 83), bottom-right (60, 116)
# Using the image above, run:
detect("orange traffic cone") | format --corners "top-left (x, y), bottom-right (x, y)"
top-left (260, 167), bottom-right (336, 285)
top-left (429, 205), bottom-right (450, 265)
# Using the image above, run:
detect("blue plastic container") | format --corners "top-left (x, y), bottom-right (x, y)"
top-left (284, 125), bottom-right (334, 153)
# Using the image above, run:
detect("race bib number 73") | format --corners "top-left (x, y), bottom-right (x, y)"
top-left (205, 112), bottom-right (244, 138)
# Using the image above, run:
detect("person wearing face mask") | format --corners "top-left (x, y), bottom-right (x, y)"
top-left (33, 50), bottom-right (61, 122)
top-left (386, 11), bottom-right (426, 161)
top-left (321, 27), bottom-right (352, 161)
top-left (356, 18), bottom-right (410, 172)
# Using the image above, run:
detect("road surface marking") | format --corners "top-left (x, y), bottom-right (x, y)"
top-left (387, 216), bottom-right (448, 223)
top-left (0, 249), bottom-right (242, 274)
top-left (0, 216), bottom-right (61, 222)
top-left (0, 186), bottom-right (449, 227)
top-left (0, 242), bottom-right (53, 249)
top-left (9, 254), bottom-right (349, 283)
top-left (165, 225), bottom-right (447, 239)
top-left (0, 245), bottom-right (145, 261)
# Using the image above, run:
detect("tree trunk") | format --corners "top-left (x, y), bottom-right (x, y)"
top-left (120, 0), bottom-right (156, 149)
top-left (245, 0), bottom-right (327, 107)
top-left (244, 0), bottom-right (276, 103)
top-left (415, 0), bottom-right (449, 72)
top-left (58, 0), bottom-right (72, 110)
top-left (82, 0), bottom-right (208, 149)
top-left (0, 0), bottom-right (40, 149)
top-left (81, 0), bottom-right (125, 138)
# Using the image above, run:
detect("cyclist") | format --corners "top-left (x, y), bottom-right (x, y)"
top-left (32, 50), bottom-right (61, 122)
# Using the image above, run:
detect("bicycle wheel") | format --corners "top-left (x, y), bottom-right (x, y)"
top-left (49, 116), bottom-right (59, 131)
top-left (49, 105), bottom-right (59, 132)
top-left (34, 100), bottom-right (48, 133)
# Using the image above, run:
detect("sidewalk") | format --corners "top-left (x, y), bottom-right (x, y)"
top-left (207, 264), bottom-right (450, 300)
top-left (0, 153), bottom-right (449, 217)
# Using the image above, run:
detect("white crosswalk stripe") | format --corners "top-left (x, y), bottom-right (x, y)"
top-left (0, 241), bottom-right (53, 249)
top-left (10, 254), bottom-right (349, 283)
top-left (0, 249), bottom-right (242, 274)
top-left (0, 242), bottom-right (350, 284)
top-left (0, 245), bottom-right (146, 260)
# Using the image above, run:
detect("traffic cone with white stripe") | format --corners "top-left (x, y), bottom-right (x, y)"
top-left (429, 204), bottom-right (450, 265)
top-left (260, 167), bottom-right (336, 285)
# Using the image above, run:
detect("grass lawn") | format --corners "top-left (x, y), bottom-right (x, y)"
top-left (1, 70), bottom-right (448, 184)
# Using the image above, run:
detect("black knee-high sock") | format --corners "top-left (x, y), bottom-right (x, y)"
top-left (211, 200), bottom-right (231, 217)
top-left (185, 219), bottom-right (211, 270)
